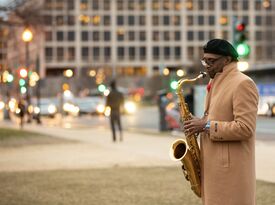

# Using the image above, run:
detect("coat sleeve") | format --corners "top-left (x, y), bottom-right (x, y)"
top-left (209, 79), bottom-right (259, 141)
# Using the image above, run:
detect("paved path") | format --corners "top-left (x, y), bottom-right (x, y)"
top-left (0, 122), bottom-right (275, 183)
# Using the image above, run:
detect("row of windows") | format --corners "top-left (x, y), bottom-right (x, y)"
top-left (45, 29), bottom-right (275, 43)
top-left (43, 0), bottom-right (273, 12)
top-left (45, 47), bottom-right (75, 61)
top-left (43, 14), bottom-right (275, 28)
top-left (44, 46), bottom-right (182, 62)
top-left (45, 30), bottom-right (183, 42)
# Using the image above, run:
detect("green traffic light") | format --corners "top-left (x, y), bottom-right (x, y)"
top-left (170, 80), bottom-right (178, 90)
top-left (20, 86), bottom-right (27, 94)
top-left (98, 84), bottom-right (106, 92)
top-left (19, 79), bottom-right (26, 86)
top-left (236, 43), bottom-right (250, 57)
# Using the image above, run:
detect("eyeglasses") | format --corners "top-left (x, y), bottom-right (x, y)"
top-left (201, 56), bottom-right (224, 67)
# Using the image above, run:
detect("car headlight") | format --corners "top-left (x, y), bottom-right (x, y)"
top-left (48, 104), bottom-right (57, 114)
top-left (124, 101), bottom-right (136, 114)
top-left (96, 104), bottom-right (105, 114)
top-left (34, 106), bottom-right (40, 114)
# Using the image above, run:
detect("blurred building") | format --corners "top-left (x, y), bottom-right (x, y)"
top-left (3, 0), bottom-right (275, 95)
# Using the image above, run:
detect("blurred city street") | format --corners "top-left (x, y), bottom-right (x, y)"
top-left (0, 105), bottom-right (275, 183)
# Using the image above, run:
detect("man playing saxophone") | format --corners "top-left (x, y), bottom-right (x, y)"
top-left (183, 39), bottom-right (259, 205)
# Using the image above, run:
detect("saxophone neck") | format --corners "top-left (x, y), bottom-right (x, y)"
top-left (176, 72), bottom-right (207, 94)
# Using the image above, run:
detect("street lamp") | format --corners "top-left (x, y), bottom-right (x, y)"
top-left (22, 27), bottom-right (33, 123)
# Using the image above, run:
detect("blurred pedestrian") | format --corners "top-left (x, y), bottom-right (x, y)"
top-left (183, 39), bottom-right (259, 205)
top-left (156, 90), bottom-right (168, 131)
top-left (17, 98), bottom-right (26, 129)
top-left (106, 80), bottom-right (124, 142)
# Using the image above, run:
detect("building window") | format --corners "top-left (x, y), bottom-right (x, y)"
top-left (128, 0), bottom-right (135, 10)
top-left (198, 0), bottom-right (204, 10)
top-left (174, 31), bottom-right (181, 41)
top-left (187, 16), bottom-right (193, 26)
top-left (173, 15), bottom-right (181, 26)
top-left (208, 0), bottom-right (215, 10)
top-left (45, 47), bottom-right (53, 61)
top-left (221, 0), bottom-right (227, 10)
top-left (139, 31), bottom-right (146, 41)
top-left (81, 31), bottom-right (89, 41)
top-left (67, 0), bottom-right (74, 10)
top-left (153, 31), bottom-right (160, 41)
top-left (128, 31), bottom-right (135, 41)
top-left (255, 16), bottom-right (262, 26)
top-left (117, 0), bottom-right (123, 10)
top-left (129, 47), bottom-right (136, 60)
top-left (104, 47), bottom-right (111, 60)
top-left (68, 47), bottom-right (75, 61)
top-left (255, 46), bottom-right (262, 60)
top-left (175, 47), bottom-right (181, 59)
top-left (56, 15), bottom-right (64, 25)
top-left (164, 47), bottom-right (170, 59)
top-left (152, 16), bottom-right (159, 25)
top-left (104, 16), bottom-right (111, 26)
top-left (117, 47), bottom-right (124, 60)
top-left (68, 15), bottom-right (75, 25)
top-left (242, 0), bottom-right (249, 10)
top-left (209, 16), bottom-right (215, 25)
top-left (80, 0), bottom-right (88, 10)
top-left (57, 47), bottom-right (64, 61)
top-left (45, 31), bottom-right (52, 41)
top-left (255, 31), bottom-right (262, 41)
top-left (117, 30), bottom-right (125, 41)
top-left (68, 31), bottom-right (75, 41)
top-left (140, 47), bottom-right (146, 60)
top-left (139, 16), bottom-right (146, 26)
top-left (104, 0), bottom-right (110, 10)
top-left (222, 30), bottom-right (228, 39)
top-left (128, 16), bottom-right (135, 26)
top-left (187, 31), bottom-right (194, 41)
top-left (93, 31), bottom-right (100, 41)
top-left (93, 47), bottom-right (100, 60)
top-left (104, 31), bottom-right (111, 41)
top-left (163, 16), bottom-right (170, 25)
top-left (117, 16), bottom-right (124, 25)
top-left (153, 46), bottom-right (160, 59)
top-left (44, 15), bottom-right (52, 25)
top-left (82, 47), bottom-right (89, 61)
top-left (57, 31), bottom-right (64, 41)
top-left (198, 15), bottom-right (204, 25)
top-left (164, 31), bottom-right (170, 41)
top-left (92, 0), bottom-right (99, 10)
top-left (198, 31), bottom-right (204, 41)
top-left (139, 0), bottom-right (146, 10)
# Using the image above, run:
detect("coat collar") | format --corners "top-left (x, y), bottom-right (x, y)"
top-left (204, 62), bottom-right (238, 115)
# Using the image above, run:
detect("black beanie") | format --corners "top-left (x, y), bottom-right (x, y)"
top-left (203, 39), bottom-right (239, 60)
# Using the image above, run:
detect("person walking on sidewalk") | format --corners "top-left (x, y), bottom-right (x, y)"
top-left (183, 39), bottom-right (259, 205)
top-left (106, 80), bottom-right (124, 142)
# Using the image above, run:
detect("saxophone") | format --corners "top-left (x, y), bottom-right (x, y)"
top-left (169, 72), bottom-right (206, 198)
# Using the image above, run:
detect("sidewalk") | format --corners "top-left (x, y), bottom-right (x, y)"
top-left (0, 121), bottom-right (275, 183)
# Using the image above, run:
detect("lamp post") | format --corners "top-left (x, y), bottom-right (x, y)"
top-left (22, 28), bottom-right (33, 123)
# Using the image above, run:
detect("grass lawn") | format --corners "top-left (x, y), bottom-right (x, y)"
top-left (0, 167), bottom-right (274, 205)
top-left (0, 127), bottom-right (73, 147)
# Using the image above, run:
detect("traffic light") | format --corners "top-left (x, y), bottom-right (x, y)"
top-left (19, 67), bottom-right (28, 78)
top-left (170, 80), bottom-right (178, 90)
top-left (18, 68), bottom-right (28, 94)
top-left (234, 22), bottom-right (250, 58)
top-left (98, 84), bottom-right (106, 92)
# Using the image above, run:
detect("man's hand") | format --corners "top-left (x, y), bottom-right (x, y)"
top-left (183, 115), bottom-right (208, 135)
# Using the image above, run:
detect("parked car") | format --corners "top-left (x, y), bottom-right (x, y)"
top-left (33, 98), bottom-right (58, 118)
top-left (75, 97), bottom-right (105, 115)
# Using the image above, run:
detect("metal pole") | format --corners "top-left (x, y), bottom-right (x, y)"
top-left (25, 42), bottom-right (32, 123)
top-left (35, 56), bottom-right (41, 124)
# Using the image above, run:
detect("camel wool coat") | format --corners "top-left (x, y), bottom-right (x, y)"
top-left (200, 62), bottom-right (259, 205)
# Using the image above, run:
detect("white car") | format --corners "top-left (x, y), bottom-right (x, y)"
top-left (75, 97), bottom-right (105, 115)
